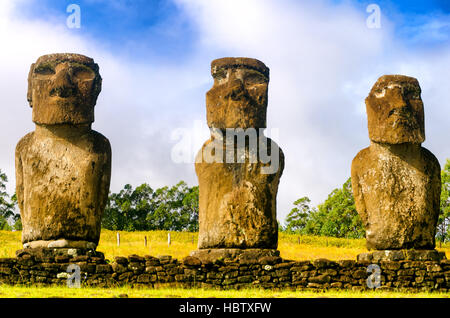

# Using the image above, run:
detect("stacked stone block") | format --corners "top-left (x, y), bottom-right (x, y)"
top-left (1, 250), bottom-right (449, 292)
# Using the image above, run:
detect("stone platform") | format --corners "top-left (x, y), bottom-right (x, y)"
top-left (357, 249), bottom-right (446, 262)
top-left (189, 248), bottom-right (280, 264)
top-left (15, 247), bottom-right (105, 263)
top-left (0, 249), bottom-right (449, 291)
top-left (23, 239), bottom-right (97, 249)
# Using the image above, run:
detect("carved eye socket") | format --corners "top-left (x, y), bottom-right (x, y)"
top-left (244, 72), bottom-right (267, 85)
top-left (73, 67), bottom-right (95, 81)
top-left (213, 68), bottom-right (227, 81)
top-left (404, 89), bottom-right (421, 100)
top-left (34, 64), bottom-right (55, 75)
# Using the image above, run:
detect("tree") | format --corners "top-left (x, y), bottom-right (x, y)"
top-left (180, 185), bottom-right (199, 232)
top-left (102, 183), bottom-right (154, 231)
top-left (284, 196), bottom-right (314, 233)
top-left (437, 159), bottom-right (450, 243)
top-left (148, 181), bottom-right (198, 231)
top-left (284, 178), bottom-right (365, 238)
top-left (10, 194), bottom-right (21, 230)
top-left (0, 170), bottom-right (16, 230)
top-left (314, 178), bottom-right (364, 238)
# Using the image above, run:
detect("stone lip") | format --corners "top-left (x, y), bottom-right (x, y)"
top-left (15, 247), bottom-right (105, 263)
top-left (357, 249), bottom-right (446, 262)
top-left (23, 239), bottom-right (97, 250)
top-left (189, 248), bottom-right (280, 264)
top-left (211, 57), bottom-right (269, 79)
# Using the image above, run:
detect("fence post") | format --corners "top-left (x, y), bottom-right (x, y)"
top-left (168, 232), bottom-right (171, 247)
top-left (144, 235), bottom-right (147, 247)
top-left (117, 232), bottom-right (120, 247)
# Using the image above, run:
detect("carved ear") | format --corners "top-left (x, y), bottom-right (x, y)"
top-left (27, 63), bottom-right (35, 108)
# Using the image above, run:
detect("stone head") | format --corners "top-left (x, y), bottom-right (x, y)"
top-left (27, 53), bottom-right (102, 125)
top-left (366, 75), bottom-right (425, 144)
top-left (206, 57), bottom-right (269, 129)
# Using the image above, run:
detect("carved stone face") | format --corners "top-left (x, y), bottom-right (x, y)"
top-left (28, 53), bottom-right (102, 125)
top-left (206, 57), bottom-right (269, 129)
top-left (366, 75), bottom-right (425, 144)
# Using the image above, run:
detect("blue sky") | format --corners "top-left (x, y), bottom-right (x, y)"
top-left (14, 0), bottom-right (450, 59)
top-left (1, 0), bottom-right (449, 222)
top-left (15, 0), bottom-right (198, 62)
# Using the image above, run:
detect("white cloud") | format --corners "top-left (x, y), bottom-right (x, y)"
top-left (0, 0), bottom-right (449, 226)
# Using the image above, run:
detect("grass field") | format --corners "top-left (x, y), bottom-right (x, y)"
top-left (0, 285), bottom-right (448, 298)
top-left (1, 230), bottom-right (449, 261)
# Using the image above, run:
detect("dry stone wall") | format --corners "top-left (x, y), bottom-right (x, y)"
top-left (0, 249), bottom-right (449, 292)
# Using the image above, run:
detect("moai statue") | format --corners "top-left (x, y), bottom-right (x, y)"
top-left (351, 75), bottom-right (441, 254)
top-left (192, 57), bottom-right (284, 260)
top-left (16, 53), bottom-right (111, 250)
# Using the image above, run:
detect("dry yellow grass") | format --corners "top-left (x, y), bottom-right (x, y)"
top-left (1, 230), bottom-right (449, 261)
top-left (97, 230), bottom-right (198, 261)
top-left (0, 230), bottom-right (21, 258)
top-left (1, 285), bottom-right (449, 298)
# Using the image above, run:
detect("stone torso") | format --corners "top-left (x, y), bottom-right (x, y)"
top-left (196, 138), bottom-right (284, 249)
top-left (351, 143), bottom-right (440, 249)
top-left (16, 126), bottom-right (111, 245)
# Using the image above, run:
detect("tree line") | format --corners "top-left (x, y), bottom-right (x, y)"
top-left (101, 181), bottom-right (198, 232)
top-left (0, 159), bottom-right (449, 241)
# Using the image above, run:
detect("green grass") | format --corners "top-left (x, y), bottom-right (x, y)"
top-left (0, 285), bottom-right (448, 298)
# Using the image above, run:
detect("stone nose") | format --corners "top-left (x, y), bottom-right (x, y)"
top-left (388, 103), bottom-right (412, 120)
top-left (225, 79), bottom-right (247, 101)
top-left (49, 67), bottom-right (77, 98)
top-left (387, 88), bottom-right (411, 115)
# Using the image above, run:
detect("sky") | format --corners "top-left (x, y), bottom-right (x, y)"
top-left (0, 0), bottom-right (449, 224)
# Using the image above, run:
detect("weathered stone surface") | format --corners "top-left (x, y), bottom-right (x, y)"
top-left (207, 57), bottom-right (269, 129)
top-left (308, 274), bottom-right (331, 284)
top-left (128, 254), bottom-right (145, 263)
top-left (144, 256), bottom-right (160, 266)
top-left (372, 250), bottom-right (405, 262)
top-left (158, 255), bottom-right (172, 264)
top-left (16, 53), bottom-right (111, 249)
top-left (312, 259), bottom-right (337, 269)
top-left (182, 256), bottom-right (202, 267)
top-left (365, 75), bottom-right (425, 144)
top-left (404, 249), bottom-right (446, 261)
top-left (0, 258), bottom-right (16, 265)
top-left (351, 75), bottom-right (441, 250)
top-left (337, 260), bottom-right (356, 268)
top-left (0, 251), bottom-right (449, 292)
top-left (55, 255), bottom-right (70, 263)
top-left (15, 247), bottom-right (105, 265)
top-left (114, 256), bottom-right (128, 265)
top-left (189, 248), bottom-right (279, 264)
top-left (195, 57), bottom-right (284, 250)
top-left (27, 53), bottom-right (102, 125)
top-left (259, 256), bottom-right (282, 265)
top-left (358, 250), bottom-right (445, 263)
